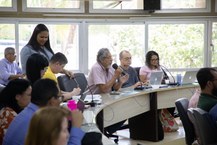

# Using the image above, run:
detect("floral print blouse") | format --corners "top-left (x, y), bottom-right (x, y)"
top-left (0, 107), bottom-right (17, 144)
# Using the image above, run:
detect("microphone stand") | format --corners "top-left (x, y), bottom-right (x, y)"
top-left (161, 65), bottom-right (177, 85)
top-left (87, 84), bottom-right (96, 107)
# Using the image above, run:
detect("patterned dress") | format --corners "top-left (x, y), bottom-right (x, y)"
top-left (0, 107), bottom-right (17, 144)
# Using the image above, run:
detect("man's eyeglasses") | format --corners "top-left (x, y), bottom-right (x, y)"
top-left (123, 57), bottom-right (132, 61)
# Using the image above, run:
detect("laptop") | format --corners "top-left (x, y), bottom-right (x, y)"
top-left (181, 70), bottom-right (198, 85)
top-left (149, 71), bottom-right (164, 85)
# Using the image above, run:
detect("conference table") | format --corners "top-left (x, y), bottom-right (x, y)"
top-left (93, 84), bottom-right (199, 142)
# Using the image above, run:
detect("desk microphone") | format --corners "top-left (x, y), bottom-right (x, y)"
top-left (160, 65), bottom-right (176, 84)
top-left (112, 63), bottom-right (128, 76)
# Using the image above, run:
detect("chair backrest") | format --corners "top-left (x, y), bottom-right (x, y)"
top-left (192, 108), bottom-right (217, 145)
top-left (133, 67), bottom-right (140, 80)
top-left (187, 108), bottom-right (201, 144)
top-left (57, 73), bottom-right (87, 95)
top-left (175, 98), bottom-right (195, 145)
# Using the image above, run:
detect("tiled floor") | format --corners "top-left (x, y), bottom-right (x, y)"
top-left (109, 119), bottom-right (186, 145)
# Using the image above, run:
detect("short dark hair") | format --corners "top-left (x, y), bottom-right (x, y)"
top-left (145, 50), bottom-right (160, 68)
top-left (0, 79), bottom-right (31, 113)
top-left (97, 48), bottom-right (110, 63)
top-left (26, 53), bottom-right (49, 85)
top-left (27, 24), bottom-right (54, 55)
top-left (197, 67), bottom-right (217, 89)
top-left (31, 79), bottom-right (59, 107)
top-left (50, 52), bottom-right (68, 65)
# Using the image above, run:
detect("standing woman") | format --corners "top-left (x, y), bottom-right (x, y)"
top-left (20, 24), bottom-right (73, 77)
top-left (0, 79), bottom-right (31, 144)
top-left (139, 50), bottom-right (161, 83)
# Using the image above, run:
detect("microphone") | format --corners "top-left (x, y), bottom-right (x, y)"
top-left (160, 65), bottom-right (177, 84)
top-left (112, 63), bottom-right (128, 76)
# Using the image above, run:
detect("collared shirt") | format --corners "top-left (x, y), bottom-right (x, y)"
top-left (42, 66), bottom-right (58, 83)
top-left (88, 62), bottom-right (115, 94)
top-left (3, 103), bottom-right (85, 145)
top-left (0, 58), bottom-right (22, 85)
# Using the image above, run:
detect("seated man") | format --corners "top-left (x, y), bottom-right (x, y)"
top-left (197, 67), bottom-right (217, 112)
top-left (42, 52), bottom-right (80, 101)
top-left (88, 48), bottom-right (128, 94)
top-left (88, 48), bottom-right (128, 141)
top-left (0, 47), bottom-right (24, 86)
top-left (3, 79), bottom-right (84, 145)
top-left (119, 50), bottom-right (141, 89)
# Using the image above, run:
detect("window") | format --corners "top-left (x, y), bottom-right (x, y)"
top-left (90, 0), bottom-right (210, 13)
top-left (0, 24), bottom-right (15, 59)
top-left (0, 0), bottom-right (17, 11)
top-left (88, 23), bottom-right (145, 69)
top-left (23, 0), bottom-right (84, 13)
top-left (212, 22), bottom-right (217, 67)
top-left (148, 22), bottom-right (205, 69)
top-left (19, 23), bottom-right (79, 70)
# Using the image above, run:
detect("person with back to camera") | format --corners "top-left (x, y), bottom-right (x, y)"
top-left (25, 107), bottom-right (72, 145)
top-left (42, 52), bottom-right (81, 101)
top-left (3, 78), bottom-right (84, 145)
top-left (0, 47), bottom-right (24, 86)
top-left (26, 53), bottom-right (49, 85)
top-left (20, 23), bottom-right (73, 77)
top-left (0, 79), bottom-right (31, 144)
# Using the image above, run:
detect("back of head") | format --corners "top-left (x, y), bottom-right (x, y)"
top-left (197, 67), bottom-right (217, 90)
top-left (25, 107), bottom-right (70, 145)
top-left (50, 52), bottom-right (68, 65)
top-left (0, 79), bottom-right (31, 113)
top-left (145, 50), bottom-right (160, 67)
top-left (31, 79), bottom-right (59, 107)
top-left (27, 24), bottom-right (53, 54)
top-left (97, 48), bottom-right (110, 63)
top-left (26, 53), bottom-right (49, 85)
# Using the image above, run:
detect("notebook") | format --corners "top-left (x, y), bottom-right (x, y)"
top-left (149, 71), bottom-right (164, 85)
top-left (181, 70), bottom-right (198, 85)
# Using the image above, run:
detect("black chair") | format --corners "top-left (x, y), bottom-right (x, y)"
top-left (57, 73), bottom-right (87, 95)
top-left (175, 98), bottom-right (196, 145)
top-left (133, 67), bottom-right (141, 80)
top-left (192, 108), bottom-right (217, 145)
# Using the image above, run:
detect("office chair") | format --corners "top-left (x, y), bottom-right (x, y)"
top-left (57, 73), bottom-right (88, 95)
top-left (175, 98), bottom-right (196, 145)
top-left (192, 108), bottom-right (217, 145)
top-left (133, 67), bottom-right (141, 80)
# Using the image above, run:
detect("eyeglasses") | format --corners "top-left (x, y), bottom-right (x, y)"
top-left (151, 58), bottom-right (159, 61)
top-left (123, 57), bottom-right (132, 61)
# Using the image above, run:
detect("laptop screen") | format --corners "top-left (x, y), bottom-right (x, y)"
top-left (149, 71), bottom-right (163, 85)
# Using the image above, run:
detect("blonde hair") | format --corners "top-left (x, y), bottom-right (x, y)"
top-left (25, 107), bottom-right (71, 145)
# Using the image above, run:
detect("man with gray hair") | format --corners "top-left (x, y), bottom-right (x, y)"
top-left (0, 47), bottom-right (24, 85)
top-left (88, 48), bottom-right (128, 94)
